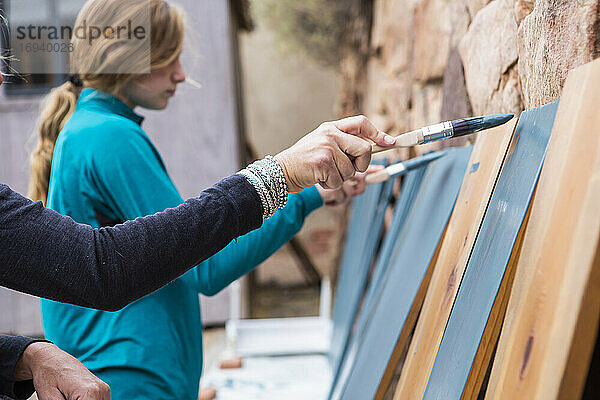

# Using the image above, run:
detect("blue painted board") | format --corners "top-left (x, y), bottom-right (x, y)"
top-left (329, 167), bottom-right (428, 388)
top-left (422, 101), bottom-right (559, 400)
top-left (328, 172), bottom-right (395, 372)
top-left (330, 146), bottom-right (473, 400)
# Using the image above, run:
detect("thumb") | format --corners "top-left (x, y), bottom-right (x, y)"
top-left (331, 115), bottom-right (395, 147)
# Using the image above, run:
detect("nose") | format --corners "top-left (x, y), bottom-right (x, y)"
top-left (172, 59), bottom-right (186, 84)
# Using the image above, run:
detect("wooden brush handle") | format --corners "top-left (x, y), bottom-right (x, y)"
top-left (371, 129), bottom-right (422, 154)
top-left (366, 169), bottom-right (390, 185)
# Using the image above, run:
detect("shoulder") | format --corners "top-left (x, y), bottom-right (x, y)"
top-left (61, 110), bottom-right (146, 150)
top-left (55, 112), bottom-right (158, 174)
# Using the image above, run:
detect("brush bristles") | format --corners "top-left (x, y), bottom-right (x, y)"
top-left (452, 117), bottom-right (483, 137)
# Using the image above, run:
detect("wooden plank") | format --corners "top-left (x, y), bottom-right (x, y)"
top-left (460, 203), bottom-right (531, 400)
top-left (485, 58), bottom-right (600, 400)
top-left (422, 101), bottom-right (559, 400)
top-left (375, 223), bottom-right (446, 399)
top-left (329, 167), bottom-right (428, 385)
top-left (330, 146), bottom-right (473, 400)
top-left (329, 174), bottom-right (395, 372)
top-left (393, 119), bottom-right (517, 400)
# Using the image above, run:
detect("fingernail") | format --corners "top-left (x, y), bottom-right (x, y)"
top-left (383, 135), bottom-right (396, 145)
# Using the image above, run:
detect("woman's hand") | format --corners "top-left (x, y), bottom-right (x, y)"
top-left (317, 165), bottom-right (384, 206)
top-left (317, 174), bottom-right (365, 207)
top-left (274, 115), bottom-right (395, 192)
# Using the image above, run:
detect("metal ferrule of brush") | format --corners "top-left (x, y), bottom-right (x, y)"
top-left (421, 121), bottom-right (454, 144)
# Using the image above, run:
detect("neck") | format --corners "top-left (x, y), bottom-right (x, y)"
top-left (115, 92), bottom-right (136, 109)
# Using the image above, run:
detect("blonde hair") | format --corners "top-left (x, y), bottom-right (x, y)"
top-left (28, 0), bottom-right (185, 204)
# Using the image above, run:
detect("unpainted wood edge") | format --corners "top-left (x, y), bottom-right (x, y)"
top-left (556, 235), bottom-right (600, 400)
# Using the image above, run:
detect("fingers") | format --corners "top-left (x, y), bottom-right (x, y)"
top-left (321, 169), bottom-right (344, 190)
top-left (332, 146), bottom-right (357, 181)
top-left (275, 116), bottom-right (391, 192)
top-left (35, 386), bottom-right (67, 400)
top-left (78, 379), bottom-right (110, 400)
top-left (331, 115), bottom-right (395, 147)
top-left (350, 173), bottom-right (367, 195)
top-left (330, 132), bottom-right (372, 172)
top-left (324, 188), bottom-right (346, 206)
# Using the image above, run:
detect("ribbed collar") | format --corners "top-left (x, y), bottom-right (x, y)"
top-left (77, 88), bottom-right (145, 126)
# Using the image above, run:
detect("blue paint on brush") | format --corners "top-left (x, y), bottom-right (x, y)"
top-left (452, 114), bottom-right (514, 137)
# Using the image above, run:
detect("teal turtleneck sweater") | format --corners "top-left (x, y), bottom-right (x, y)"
top-left (42, 89), bottom-right (323, 399)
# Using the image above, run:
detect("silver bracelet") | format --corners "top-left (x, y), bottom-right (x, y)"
top-left (238, 168), bottom-right (271, 217)
top-left (238, 156), bottom-right (288, 219)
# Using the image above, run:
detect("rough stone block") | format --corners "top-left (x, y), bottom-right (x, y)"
top-left (441, 47), bottom-right (472, 121)
top-left (411, 82), bottom-right (443, 127)
top-left (459, 0), bottom-right (523, 115)
top-left (365, 58), bottom-right (395, 133)
top-left (413, 0), bottom-right (452, 81)
top-left (384, 74), bottom-right (413, 133)
top-left (518, 0), bottom-right (600, 108)
top-left (467, 0), bottom-right (492, 19)
top-left (514, 0), bottom-right (534, 25)
top-left (448, 1), bottom-right (472, 47)
top-left (383, 0), bottom-right (421, 77)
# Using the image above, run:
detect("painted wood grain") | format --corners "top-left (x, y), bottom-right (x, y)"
top-left (485, 58), bottom-right (600, 400)
top-left (393, 118), bottom-right (517, 400)
top-left (328, 175), bottom-right (394, 373)
top-left (422, 101), bottom-right (559, 400)
top-left (328, 166), bottom-right (428, 392)
top-left (330, 146), bottom-right (472, 400)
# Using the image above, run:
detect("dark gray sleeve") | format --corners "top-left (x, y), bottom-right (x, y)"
top-left (0, 335), bottom-right (49, 400)
top-left (0, 174), bottom-right (262, 311)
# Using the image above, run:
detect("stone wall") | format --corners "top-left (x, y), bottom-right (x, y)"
top-left (360, 0), bottom-right (600, 153)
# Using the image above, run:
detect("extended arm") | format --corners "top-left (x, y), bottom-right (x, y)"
top-left (0, 176), bottom-right (262, 312)
top-left (183, 186), bottom-right (323, 295)
top-left (0, 115), bottom-right (392, 312)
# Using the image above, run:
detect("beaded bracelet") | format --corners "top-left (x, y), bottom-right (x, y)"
top-left (238, 155), bottom-right (288, 219)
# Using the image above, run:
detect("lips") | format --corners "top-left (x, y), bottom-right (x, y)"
top-left (166, 89), bottom-right (176, 96)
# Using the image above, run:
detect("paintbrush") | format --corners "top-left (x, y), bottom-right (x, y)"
top-left (185, 77), bottom-right (203, 89)
top-left (372, 114), bottom-right (514, 154)
top-left (366, 151), bottom-right (446, 185)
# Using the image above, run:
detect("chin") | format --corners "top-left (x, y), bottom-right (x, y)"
top-left (144, 100), bottom-right (169, 110)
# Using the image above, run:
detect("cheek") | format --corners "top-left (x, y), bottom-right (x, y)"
top-left (134, 78), bottom-right (158, 95)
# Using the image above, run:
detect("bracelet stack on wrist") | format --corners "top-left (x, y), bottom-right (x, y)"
top-left (238, 155), bottom-right (288, 219)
